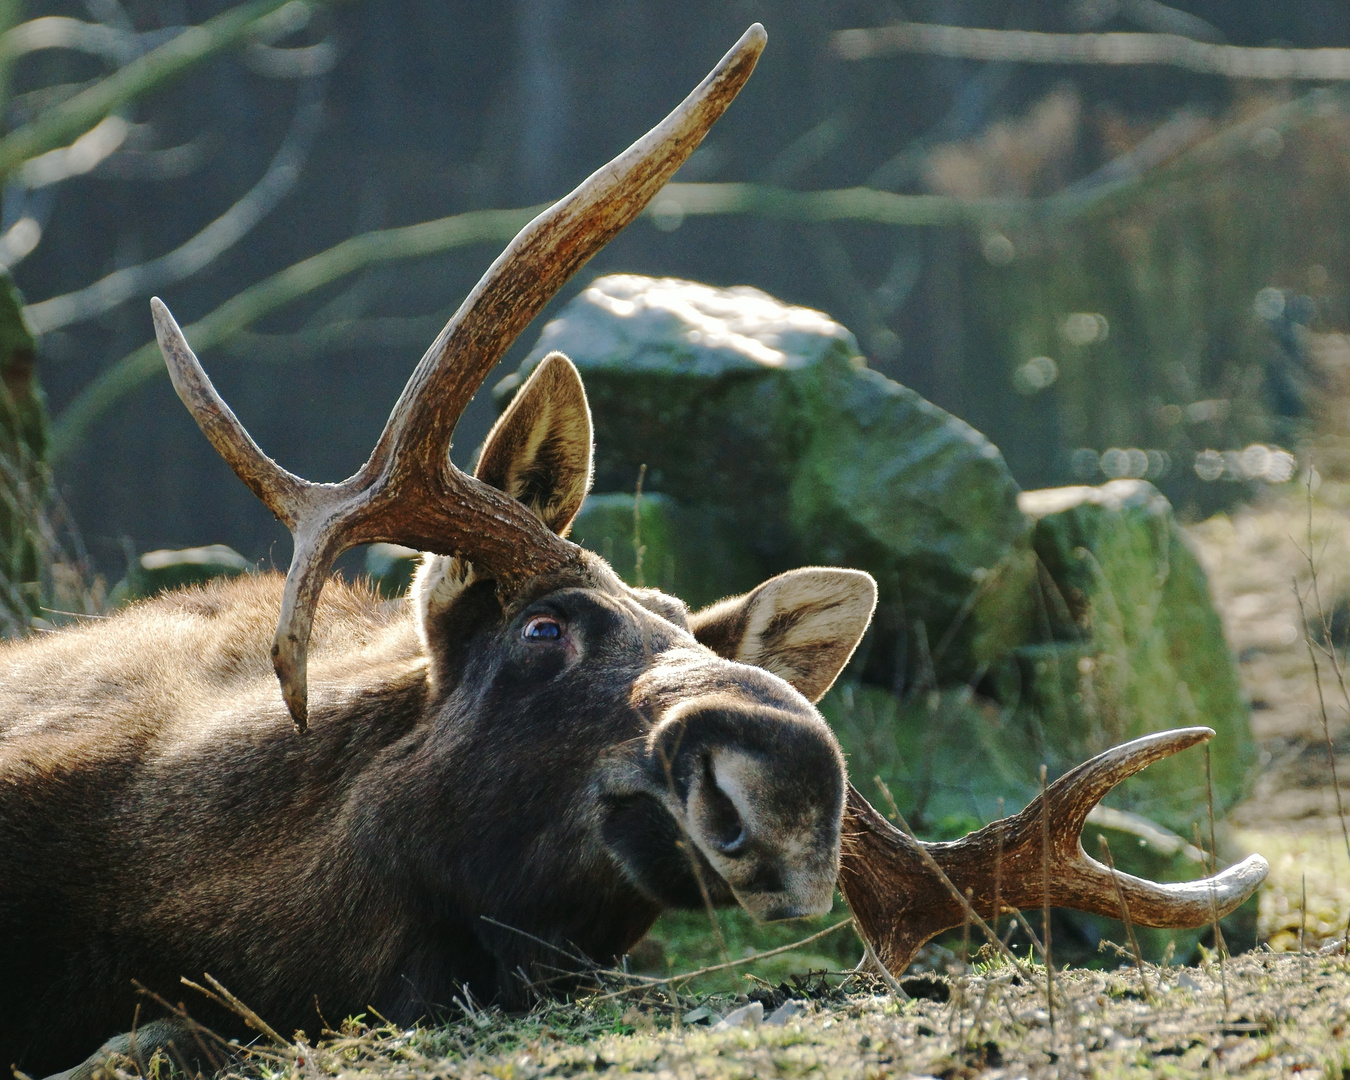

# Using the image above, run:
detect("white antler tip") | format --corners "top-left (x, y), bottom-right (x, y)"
top-left (149, 296), bottom-right (187, 352)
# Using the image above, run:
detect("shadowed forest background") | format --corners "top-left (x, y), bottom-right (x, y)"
top-left (7, 0), bottom-right (1350, 569)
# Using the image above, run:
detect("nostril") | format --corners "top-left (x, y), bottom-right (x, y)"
top-left (712, 824), bottom-right (748, 856)
top-left (701, 757), bottom-right (748, 856)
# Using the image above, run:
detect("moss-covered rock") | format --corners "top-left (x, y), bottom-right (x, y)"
top-left (110, 544), bottom-right (251, 603)
top-left (502, 274), bottom-right (1033, 682)
top-left (1009, 479), bottom-right (1255, 828)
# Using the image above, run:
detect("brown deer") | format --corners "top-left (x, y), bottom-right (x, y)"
top-left (0, 24), bottom-right (1266, 1078)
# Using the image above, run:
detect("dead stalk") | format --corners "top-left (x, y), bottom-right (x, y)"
top-left (1203, 744), bottom-right (1232, 1020)
top-left (1204, 746), bottom-right (1229, 958)
top-left (184, 973), bottom-right (288, 1046)
top-left (993, 796), bottom-right (1004, 945)
top-left (632, 463), bottom-right (647, 588)
top-left (1098, 834), bottom-right (1154, 1005)
top-left (1301, 872), bottom-right (1308, 957)
top-left (589, 918), bottom-right (858, 1001)
top-left (131, 979), bottom-right (277, 1064)
top-left (1297, 480), bottom-right (1350, 882)
top-left (1008, 907), bottom-right (1051, 964)
top-left (861, 934), bottom-right (911, 1003)
top-left (961, 886), bottom-right (973, 973)
top-left (1040, 763), bottom-right (1055, 1046)
top-left (1194, 821), bottom-right (1231, 1017)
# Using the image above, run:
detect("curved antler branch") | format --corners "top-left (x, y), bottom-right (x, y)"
top-left (839, 727), bottom-right (1269, 975)
top-left (152, 26), bottom-right (768, 730)
top-left (152, 298), bottom-right (313, 529)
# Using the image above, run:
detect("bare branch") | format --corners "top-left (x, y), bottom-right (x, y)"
top-left (26, 76), bottom-right (325, 333)
top-left (834, 22), bottom-right (1350, 80)
top-left (0, 0), bottom-right (345, 179)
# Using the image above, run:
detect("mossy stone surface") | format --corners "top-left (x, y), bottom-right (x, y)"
top-left (1012, 480), bottom-right (1255, 829)
top-left (110, 544), bottom-right (251, 603)
top-left (504, 274), bottom-right (1033, 681)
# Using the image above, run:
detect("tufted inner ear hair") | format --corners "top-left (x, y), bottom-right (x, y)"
top-left (474, 351), bottom-right (594, 537)
top-left (689, 568), bottom-right (877, 702)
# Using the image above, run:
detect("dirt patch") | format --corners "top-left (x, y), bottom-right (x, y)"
top-left (1186, 482), bottom-right (1350, 948)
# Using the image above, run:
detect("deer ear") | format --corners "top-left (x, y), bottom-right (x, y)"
top-left (474, 351), bottom-right (593, 537)
top-left (414, 354), bottom-right (592, 668)
top-left (689, 568), bottom-right (877, 703)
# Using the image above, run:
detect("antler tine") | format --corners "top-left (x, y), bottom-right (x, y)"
top-left (839, 729), bottom-right (1269, 976)
top-left (1028, 725), bottom-right (1216, 859)
top-left (151, 298), bottom-right (312, 529)
top-left (366, 22), bottom-right (767, 481)
top-left (153, 27), bottom-right (768, 730)
top-left (1071, 852), bottom-right (1271, 929)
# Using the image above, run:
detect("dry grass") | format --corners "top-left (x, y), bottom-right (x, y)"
top-left (101, 951), bottom-right (1350, 1079)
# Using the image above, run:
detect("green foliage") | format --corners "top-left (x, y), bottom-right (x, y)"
top-left (0, 270), bottom-right (45, 624)
top-left (632, 896), bottom-right (859, 996)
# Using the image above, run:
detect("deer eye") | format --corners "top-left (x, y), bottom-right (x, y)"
top-left (522, 615), bottom-right (564, 642)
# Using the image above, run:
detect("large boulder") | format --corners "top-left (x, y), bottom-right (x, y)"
top-left (1006, 480), bottom-right (1255, 829)
top-left (110, 544), bottom-right (251, 603)
top-left (500, 274), bottom-right (1033, 680)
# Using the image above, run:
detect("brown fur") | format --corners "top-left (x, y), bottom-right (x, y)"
top-left (0, 356), bottom-right (876, 1075)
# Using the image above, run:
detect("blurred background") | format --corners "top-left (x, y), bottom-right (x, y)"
top-left (3, 0), bottom-right (1348, 573)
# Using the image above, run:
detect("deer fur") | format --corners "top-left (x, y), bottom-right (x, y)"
top-left (0, 354), bottom-right (876, 1075)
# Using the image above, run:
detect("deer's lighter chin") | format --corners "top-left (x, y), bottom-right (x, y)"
top-left (737, 881), bottom-right (836, 922)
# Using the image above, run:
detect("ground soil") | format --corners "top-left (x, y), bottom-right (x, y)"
top-left (1187, 482), bottom-right (1350, 950)
top-left (198, 950), bottom-right (1350, 1078)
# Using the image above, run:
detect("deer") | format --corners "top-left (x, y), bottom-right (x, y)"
top-left (0, 24), bottom-right (1267, 1078)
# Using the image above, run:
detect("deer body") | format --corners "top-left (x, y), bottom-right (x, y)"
top-left (0, 507), bottom-right (870, 1071)
top-left (0, 578), bottom-right (434, 1050)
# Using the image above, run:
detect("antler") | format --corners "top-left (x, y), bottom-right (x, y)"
top-left (839, 726), bottom-right (1269, 975)
top-left (151, 25), bottom-right (768, 730)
